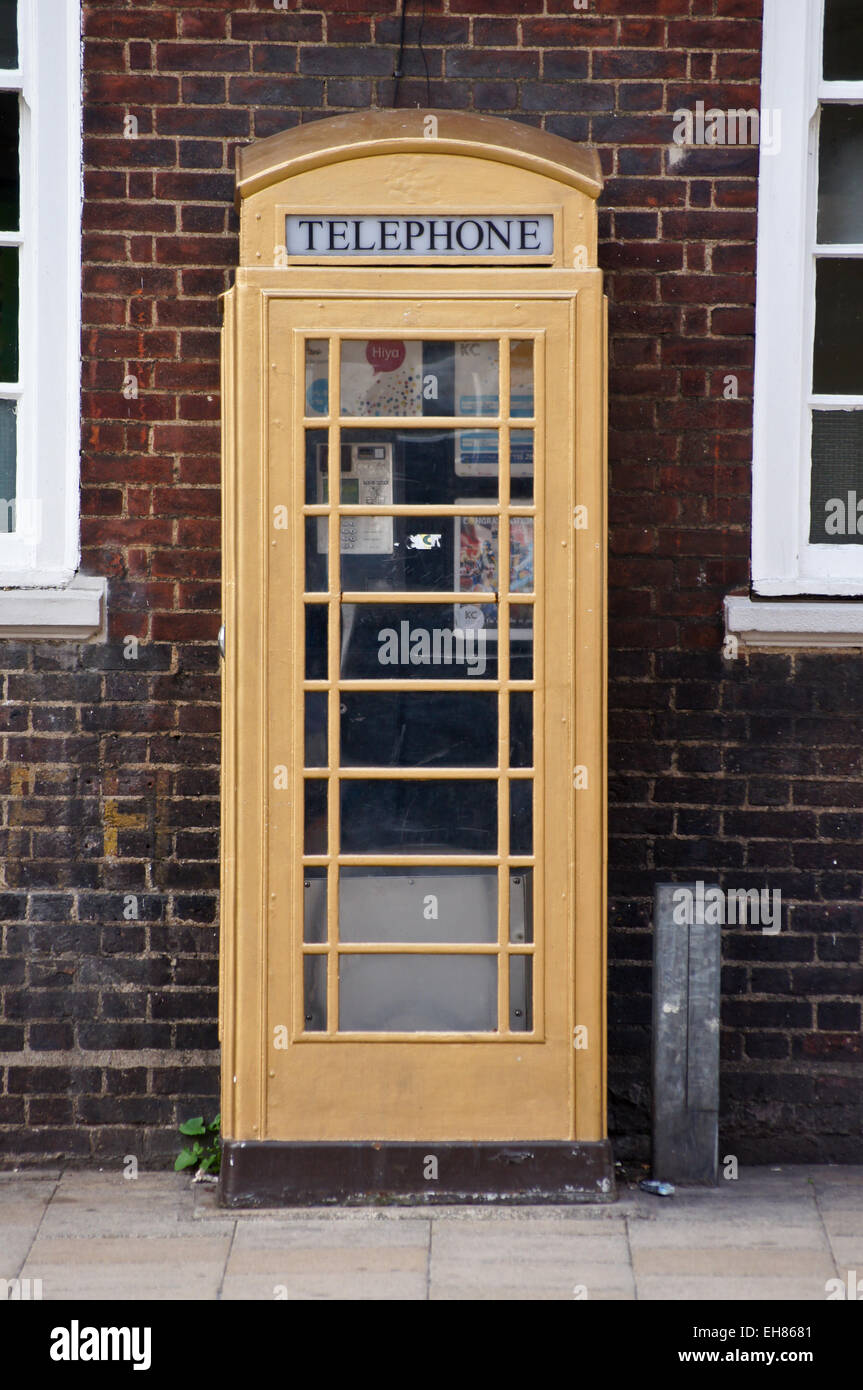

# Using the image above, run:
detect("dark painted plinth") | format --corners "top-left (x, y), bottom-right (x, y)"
top-left (219, 1139), bottom-right (616, 1207)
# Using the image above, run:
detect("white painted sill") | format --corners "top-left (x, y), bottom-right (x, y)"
top-left (725, 594), bottom-right (863, 649)
top-left (0, 574), bottom-right (106, 638)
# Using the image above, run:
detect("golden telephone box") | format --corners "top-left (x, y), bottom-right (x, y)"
top-left (219, 110), bottom-right (611, 1204)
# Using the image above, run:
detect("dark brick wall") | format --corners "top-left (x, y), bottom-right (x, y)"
top-left (1, 0), bottom-right (860, 1168)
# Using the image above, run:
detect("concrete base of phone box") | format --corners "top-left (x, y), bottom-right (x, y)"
top-left (219, 1139), bottom-right (616, 1207)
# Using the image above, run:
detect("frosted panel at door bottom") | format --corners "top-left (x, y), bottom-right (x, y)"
top-left (338, 954), bottom-right (496, 1032)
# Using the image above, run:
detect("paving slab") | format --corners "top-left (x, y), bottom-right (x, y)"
top-left (20, 1235), bottom-right (232, 1302)
top-left (635, 1274), bottom-right (834, 1301)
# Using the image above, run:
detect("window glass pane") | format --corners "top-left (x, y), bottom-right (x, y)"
top-left (341, 513), bottom-right (502, 594)
top-left (303, 868), bottom-right (327, 943)
top-left (338, 954), bottom-right (497, 1032)
top-left (824, 0), bottom-right (863, 81)
top-left (305, 428), bottom-right (328, 504)
top-left (510, 340), bottom-right (534, 417)
top-left (305, 517), bottom-right (327, 592)
top-left (341, 604), bottom-right (497, 680)
top-left (509, 692), bottom-right (532, 768)
top-left (341, 428), bottom-right (498, 506)
top-left (304, 779), bottom-right (327, 855)
top-left (809, 410), bottom-right (863, 544)
top-left (0, 92), bottom-right (18, 232)
top-left (341, 691), bottom-right (498, 768)
top-left (304, 692), bottom-right (327, 767)
top-left (305, 604), bottom-right (328, 680)
top-left (339, 340), bottom-right (498, 418)
top-left (818, 106), bottom-right (863, 244)
top-left (341, 339), bottom-right (423, 417)
top-left (510, 604), bottom-right (534, 680)
top-left (304, 340), bottom-right (328, 416)
top-left (339, 867), bottom-right (497, 942)
top-left (303, 955), bottom-right (327, 1030)
top-left (0, 398), bottom-right (15, 522)
top-left (509, 955), bottom-right (533, 1031)
top-left (452, 341), bottom-right (499, 416)
top-left (510, 517), bottom-right (534, 593)
top-left (340, 779), bottom-right (497, 854)
top-left (0, 1), bottom-right (16, 70)
top-left (509, 870), bottom-right (533, 943)
top-left (0, 244), bottom-right (18, 380)
top-left (510, 429), bottom-right (534, 502)
top-left (510, 779), bottom-right (533, 856)
top-left (813, 260), bottom-right (863, 394)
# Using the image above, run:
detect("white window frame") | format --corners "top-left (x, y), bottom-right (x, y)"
top-left (751, 0), bottom-right (863, 601)
top-left (0, 0), bottom-right (103, 635)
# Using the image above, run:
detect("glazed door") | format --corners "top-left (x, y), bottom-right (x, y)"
top-left (265, 294), bottom-right (578, 1140)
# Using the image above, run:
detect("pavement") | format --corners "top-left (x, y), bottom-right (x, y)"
top-left (1, 1165), bottom-right (861, 1301)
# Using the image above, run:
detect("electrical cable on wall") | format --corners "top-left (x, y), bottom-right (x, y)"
top-left (391, 0), bottom-right (431, 109)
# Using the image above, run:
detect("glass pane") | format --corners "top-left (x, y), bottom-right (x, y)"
top-left (342, 428), bottom-right (497, 506)
top-left (0, 2), bottom-right (16, 69)
top-left (509, 871), bottom-right (533, 943)
top-left (509, 955), bottom-right (533, 1031)
top-left (341, 604), bottom-right (498, 680)
top-left (0, 93), bottom-right (18, 232)
top-left (510, 430), bottom-right (534, 502)
top-left (341, 691), bottom-right (498, 767)
top-left (510, 692), bottom-right (532, 768)
top-left (818, 106), bottom-right (863, 244)
top-left (305, 604), bottom-right (328, 680)
top-left (0, 245), bottom-right (18, 381)
top-left (814, 260), bottom-right (863, 394)
top-left (305, 692), bottom-right (327, 767)
top-left (340, 340), bottom-right (498, 418)
top-left (303, 868), bottom-right (327, 943)
top-left (304, 779), bottom-right (327, 854)
top-left (341, 514), bottom-right (498, 593)
top-left (510, 780), bottom-right (533, 856)
top-left (510, 517), bottom-right (534, 593)
top-left (510, 604), bottom-right (534, 680)
top-left (453, 341), bottom-right (499, 416)
top-left (340, 779), bottom-right (496, 854)
top-left (510, 340), bottom-right (534, 417)
top-left (339, 867), bottom-right (497, 942)
top-left (824, 0), bottom-right (863, 81)
top-left (0, 398), bottom-right (15, 522)
top-left (305, 428), bottom-right (328, 504)
top-left (304, 340), bottom-right (328, 416)
top-left (341, 339), bottom-right (423, 416)
top-left (303, 954), bottom-right (327, 1030)
top-left (305, 517), bottom-right (327, 592)
top-left (339, 954), bottom-right (497, 1032)
top-left (809, 410), bottom-right (863, 544)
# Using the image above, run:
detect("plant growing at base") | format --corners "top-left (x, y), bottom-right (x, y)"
top-left (175, 1114), bottom-right (221, 1177)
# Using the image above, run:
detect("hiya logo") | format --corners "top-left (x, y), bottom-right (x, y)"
top-left (50, 1321), bottom-right (151, 1371)
top-left (825, 1270), bottom-right (863, 1300)
top-left (672, 101), bottom-right (781, 156)
top-left (672, 881), bottom-right (781, 934)
top-left (377, 619), bottom-right (487, 676)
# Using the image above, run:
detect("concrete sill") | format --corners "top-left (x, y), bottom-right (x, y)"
top-left (725, 595), bottom-right (863, 650)
top-left (0, 575), bottom-right (107, 639)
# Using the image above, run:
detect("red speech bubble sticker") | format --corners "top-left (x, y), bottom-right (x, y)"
top-left (365, 340), bottom-right (406, 374)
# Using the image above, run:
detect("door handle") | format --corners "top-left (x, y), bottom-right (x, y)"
top-left (218, 625), bottom-right (226, 660)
